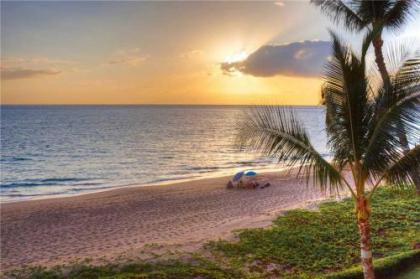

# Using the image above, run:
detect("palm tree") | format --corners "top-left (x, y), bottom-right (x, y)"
top-left (311, 0), bottom-right (420, 192)
top-left (237, 33), bottom-right (420, 279)
top-left (311, 0), bottom-right (417, 85)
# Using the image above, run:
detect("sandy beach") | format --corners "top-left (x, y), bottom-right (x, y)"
top-left (1, 170), bottom-right (337, 272)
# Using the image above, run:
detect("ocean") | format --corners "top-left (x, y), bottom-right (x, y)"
top-left (0, 105), bottom-right (328, 202)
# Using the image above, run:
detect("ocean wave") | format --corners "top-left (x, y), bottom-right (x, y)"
top-left (148, 175), bottom-right (201, 184)
top-left (68, 186), bottom-right (110, 192)
top-left (0, 178), bottom-right (92, 188)
top-left (0, 157), bottom-right (33, 162)
top-left (1, 192), bottom-right (63, 198)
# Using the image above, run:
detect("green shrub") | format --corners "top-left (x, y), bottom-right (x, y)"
top-left (324, 250), bottom-right (420, 279)
top-left (6, 260), bottom-right (247, 279)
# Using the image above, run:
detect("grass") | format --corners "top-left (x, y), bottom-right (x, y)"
top-left (207, 187), bottom-right (419, 278)
top-left (6, 258), bottom-right (247, 279)
top-left (5, 188), bottom-right (419, 279)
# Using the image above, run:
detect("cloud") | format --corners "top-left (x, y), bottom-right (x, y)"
top-left (179, 49), bottom-right (204, 59)
top-left (108, 48), bottom-right (148, 66)
top-left (274, 1), bottom-right (285, 7)
top-left (221, 40), bottom-right (331, 77)
top-left (0, 56), bottom-right (78, 80)
top-left (1, 57), bottom-right (76, 68)
top-left (1, 67), bottom-right (61, 80)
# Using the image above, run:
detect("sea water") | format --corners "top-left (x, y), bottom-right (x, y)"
top-left (1, 105), bottom-right (328, 202)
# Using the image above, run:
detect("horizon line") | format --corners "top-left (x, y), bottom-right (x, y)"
top-left (0, 103), bottom-right (323, 107)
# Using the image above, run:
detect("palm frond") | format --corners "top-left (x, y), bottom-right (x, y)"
top-left (363, 91), bottom-right (420, 176)
top-left (322, 32), bottom-right (372, 166)
top-left (382, 145), bottom-right (420, 185)
top-left (383, 39), bottom-right (420, 78)
top-left (237, 106), bottom-right (343, 193)
top-left (384, 0), bottom-right (418, 30)
top-left (311, 0), bottom-right (365, 31)
top-left (363, 51), bottom-right (420, 177)
top-left (387, 54), bottom-right (420, 143)
top-left (393, 56), bottom-right (420, 92)
top-left (367, 40), bottom-right (419, 111)
top-left (357, 0), bottom-right (391, 21)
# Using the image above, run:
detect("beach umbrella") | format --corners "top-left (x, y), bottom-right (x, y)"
top-left (232, 171), bottom-right (244, 182)
top-left (232, 170), bottom-right (257, 182)
top-left (244, 170), bottom-right (257, 177)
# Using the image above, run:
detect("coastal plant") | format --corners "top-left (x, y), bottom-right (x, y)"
top-left (236, 31), bottom-right (419, 279)
top-left (6, 259), bottom-right (248, 279)
top-left (209, 188), bottom-right (419, 278)
top-left (311, 0), bottom-right (420, 193)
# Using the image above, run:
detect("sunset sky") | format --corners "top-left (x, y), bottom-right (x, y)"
top-left (1, 1), bottom-right (419, 105)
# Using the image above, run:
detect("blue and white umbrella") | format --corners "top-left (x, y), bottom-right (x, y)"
top-left (232, 170), bottom-right (257, 182)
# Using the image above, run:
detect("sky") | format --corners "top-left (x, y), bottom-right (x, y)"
top-left (1, 1), bottom-right (419, 105)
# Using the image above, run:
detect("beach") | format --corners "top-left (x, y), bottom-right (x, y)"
top-left (0, 170), bottom-right (337, 271)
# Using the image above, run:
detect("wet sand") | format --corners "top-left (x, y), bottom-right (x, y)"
top-left (1, 170), bottom-right (339, 271)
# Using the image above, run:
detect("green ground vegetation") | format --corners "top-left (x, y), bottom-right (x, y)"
top-left (208, 187), bottom-right (419, 278)
top-left (5, 259), bottom-right (246, 279)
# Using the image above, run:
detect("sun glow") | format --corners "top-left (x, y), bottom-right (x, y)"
top-left (223, 51), bottom-right (248, 64)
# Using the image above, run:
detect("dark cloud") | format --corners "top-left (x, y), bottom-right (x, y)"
top-left (221, 40), bottom-right (331, 77)
top-left (1, 67), bottom-right (61, 80)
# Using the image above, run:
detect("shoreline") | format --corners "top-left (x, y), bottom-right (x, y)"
top-left (1, 169), bottom-right (340, 271)
top-left (0, 166), bottom-right (289, 205)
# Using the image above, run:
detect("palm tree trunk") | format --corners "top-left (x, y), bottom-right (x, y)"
top-left (372, 35), bottom-right (390, 87)
top-left (372, 33), bottom-right (420, 193)
top-left (357, 197), bottom-right (375, 279)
